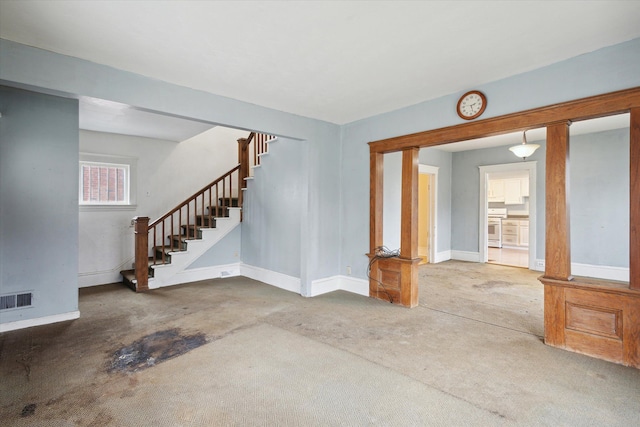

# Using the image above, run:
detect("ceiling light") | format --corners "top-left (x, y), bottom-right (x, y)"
top-left (509, 131), bottom-right (539, 160)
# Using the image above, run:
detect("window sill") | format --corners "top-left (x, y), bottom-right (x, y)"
top-left (80, 204), bottom-right (138, 212)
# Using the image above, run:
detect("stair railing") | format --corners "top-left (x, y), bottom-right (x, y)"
top-left (133, 165), bottom-right (240, 290)
top-left (133, 131), bottom-right (274, 291)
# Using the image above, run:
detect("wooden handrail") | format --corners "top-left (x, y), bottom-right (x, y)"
top-left (133, 131), bottom-right (275, 291)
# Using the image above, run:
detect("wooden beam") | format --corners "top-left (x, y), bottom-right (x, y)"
top-left (370, 151), bottom-right (384, 255)
top-left (369, 87), bottom-right (640, 153)
top-left (400, 148), bottom-right (419, 260)
top-left (545, 122), bottom-right (572, 281)
top-left (631, 108), bottom-right (640, 290)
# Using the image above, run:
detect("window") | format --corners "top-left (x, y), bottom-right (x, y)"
top-left (80, 161), bottom-right (129, 204)
top-left (79, 153), bottom-right (137, 210)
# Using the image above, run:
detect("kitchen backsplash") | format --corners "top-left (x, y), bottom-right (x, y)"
top-left (488, 200), bottom-right (529, 216)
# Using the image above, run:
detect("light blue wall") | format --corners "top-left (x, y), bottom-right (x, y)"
top-left (0, 39), bottom-right (343, 298)
top-left (570, 128), bottom-right (629, 267)
top-left (241, 138), bottom-right (304, 278)
top-left (340, 38), bottom-right (640, 279)
top-left (0, 86), bottom-right (79, 323)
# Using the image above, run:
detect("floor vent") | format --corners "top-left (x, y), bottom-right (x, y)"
top-left (0, 292), bottom-right (33, 310)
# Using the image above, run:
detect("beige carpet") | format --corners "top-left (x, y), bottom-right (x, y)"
top-left (1, 262), bottom-right (639, 425)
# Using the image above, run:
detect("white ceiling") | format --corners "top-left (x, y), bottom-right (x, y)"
top-left (79, 97), bottom-right (215, 142)
top-left (2, 1), bottom-right (640, 128)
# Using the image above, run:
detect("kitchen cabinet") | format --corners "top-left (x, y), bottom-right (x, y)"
top-left (502, 219), bottom-right (529, 247)
top-left (502, 219), bottom-right (519, 246)
top-left (488, 180), bottom-right (505, 202)
top-left (488, 177), bottom-right (529, 204)
top-left (519, 220), bottom-right (529, 247)
top-left (504, 179), bottom-right (522, 205)
top-left (520, 177), bottom-right (529, 197)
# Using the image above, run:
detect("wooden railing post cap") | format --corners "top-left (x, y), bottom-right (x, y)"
top-left (133, 216), bottom-right (149, 232)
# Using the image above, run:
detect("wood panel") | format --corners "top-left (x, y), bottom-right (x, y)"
top-left (543, 284), bottom-right (565, 346)
top-left (541, 277), bottom-right (640, 368)
top-left (631, 108), bottom-right (640, 290)
top-left (369, 87), bottom-right (640, 153)
top-left (400, 148), bottom-right (419, 260)
top-left (544, 122), bottom-right (572, 281)
top-left (369, 152), bottom-right (384, 255)
top-left (565, 303), bottom-right (622, 339)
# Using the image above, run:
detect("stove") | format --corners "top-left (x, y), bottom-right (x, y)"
top-left (488, 208), bottom-right (508, 248)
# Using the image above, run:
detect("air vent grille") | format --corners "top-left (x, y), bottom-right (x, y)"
top-left (0, 292), bottom-right (34, 310)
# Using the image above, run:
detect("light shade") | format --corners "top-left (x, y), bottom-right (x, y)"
top-left (509, 143), bottom-right (540, 159)
top-left (509, 130), bottom-right (540, 159)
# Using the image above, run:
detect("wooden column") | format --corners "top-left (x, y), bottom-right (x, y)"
top-left (544, 121), bottom-right (572, 281)
top-left (398, 147), bottom-right (420, 307)
top-left (134, 216), bottom-right (150, 292)
top-left (369, 151), bottom-right (384, 254)
top-left (400, 148), bottom-right (419, 260)
top-left (631, 108), bottom-right (640, 290)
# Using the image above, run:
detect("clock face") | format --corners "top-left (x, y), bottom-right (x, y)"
top-left (457, 91), bottom-right (486, 120)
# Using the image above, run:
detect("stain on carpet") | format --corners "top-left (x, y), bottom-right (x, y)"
top-left (473, 280), bottom-right (512, 289)
top-left (21, 403), bottom-right (36, 417)
top-left (108, 328), bottom-right (206, 373)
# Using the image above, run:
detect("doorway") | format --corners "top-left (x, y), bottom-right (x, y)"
top-left (418, 164), bottom-right (438, 265)
top-left (479, 162), bottom-right (537, 270)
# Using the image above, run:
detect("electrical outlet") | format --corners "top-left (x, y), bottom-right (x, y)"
top-left (346, 266), bottom-right (351, 275)
top-left (535, 260), bottom-right (545, 269)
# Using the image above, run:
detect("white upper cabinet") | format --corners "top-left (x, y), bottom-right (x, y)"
top-left (488, 180), bottom-right (505, 202)
top-left (504, 179), bottom-right (522, 205)
top-left (520, 176), bottom-right (530, 197)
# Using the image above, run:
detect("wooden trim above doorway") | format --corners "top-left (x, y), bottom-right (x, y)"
top-left (369, 87), bottom-right (640, 153)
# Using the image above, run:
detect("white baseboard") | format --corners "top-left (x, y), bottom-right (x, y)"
top-left (339, 276), bottom-right (370, 296)
top-left (0, 310), bottom-right (80, 333)
top-left (78, 257), bottom-right (135, 287)
top-left (451, 250), bottom-right (481, 262)
top-left (572, 262), bottom-right (629, 282)
top-left (309, 275), bottom-right (369, 297)
top-left (78, 270), bottom-right (122, 288)
top-left (433, 250), bottom-right (451, 263)
top-left (309, 275), bottom-right (340, 296)
top-left (240, 263), bottom-right (301, 294)
top-left (175, 263), bottom-right (241, 283)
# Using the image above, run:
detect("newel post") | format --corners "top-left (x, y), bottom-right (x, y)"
top-left (134, 216), bottom-right (150, 292)
top-left (237, 137), bottom-right (250, 209)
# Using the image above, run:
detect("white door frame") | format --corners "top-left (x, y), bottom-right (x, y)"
top-left (478, 161), bottom-right (537, 269)
top-left (419, 164), bottom-right (438, 264)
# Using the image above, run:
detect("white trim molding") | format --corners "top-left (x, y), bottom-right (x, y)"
top-left (240, 263), bottom-right (301, 294)
top-left (309, 275), bottom-right (369, 297)
top-left (451, 250), bottom-right (481, 262)
top-left (434, 250), bottom-right (452, 263)
top-left (0, 310), bottom-right (80, 333)
top-left (571, 263), bottom-right (629, 282)
top-left (177, 263), bottom-right (241, 283)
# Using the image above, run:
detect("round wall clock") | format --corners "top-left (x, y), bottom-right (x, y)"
top-left (456, 90), bottom-right (487, 120)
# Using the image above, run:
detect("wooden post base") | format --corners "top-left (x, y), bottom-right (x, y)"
top-left (540, 276), bottom-right (640, 368)
top-left (368, 255), bottom-right (420, 307)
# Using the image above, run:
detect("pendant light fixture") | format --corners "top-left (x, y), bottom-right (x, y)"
top-left (509, 130), bottom-right (539, 160)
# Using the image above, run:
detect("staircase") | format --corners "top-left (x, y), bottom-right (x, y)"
top-left (120, 197), bottom-right (241, 290)
top-left (121, 132), bottom-right (274, 292)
